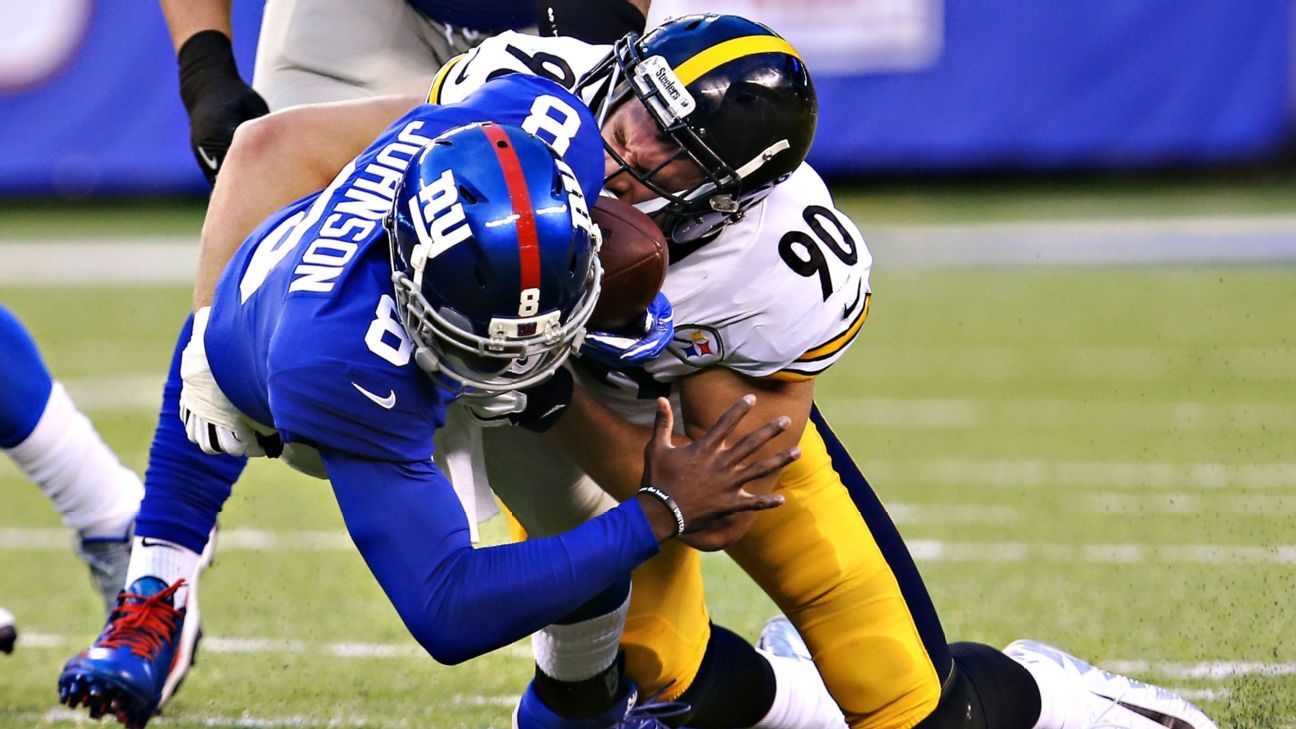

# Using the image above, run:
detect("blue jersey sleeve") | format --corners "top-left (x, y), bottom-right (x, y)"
top-left (322, 448), bottom-right (659, 664)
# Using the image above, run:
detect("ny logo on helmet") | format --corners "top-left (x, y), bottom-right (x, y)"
top-left (406, 169), bottom-right (471, 281)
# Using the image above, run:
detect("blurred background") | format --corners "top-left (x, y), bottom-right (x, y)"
top-left (1, 0), bottom-right (1294, 193)
top-left (2, 1), bottom-right (1295, 726)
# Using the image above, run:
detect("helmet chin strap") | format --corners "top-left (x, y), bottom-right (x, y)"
top-left (633, 197), bottom-right (670, 215)
top-left (594, 59), bottom-right (622, 130)
top-left (734, 139), bottom-right (792, 180)
top-left (414, 346), bottom-right (442, 375)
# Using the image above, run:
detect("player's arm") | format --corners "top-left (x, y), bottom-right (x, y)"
top-left (676, 368), bottom-right (815, 551)
top-left (541, 382), bottom-right (683, 500)
top-left (536, 0), bottom-right (649, 43)
top-left (541, 369), bottom-right (813, 550)
top-left (159, 0), bottom-right (232, 50)
top-left (193, 95), bottom-right (420, 308)
top-left (322, 396), bottom-right (791, 664)
top-left (160, 0), bottom-right (268, 184)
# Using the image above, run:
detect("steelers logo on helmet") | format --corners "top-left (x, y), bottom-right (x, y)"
top-left (386, 121), bottom-right (602, 393)
top-left (585, 14), bottom-right (818, 243)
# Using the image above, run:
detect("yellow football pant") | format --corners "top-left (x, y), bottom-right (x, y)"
top-left (492, 409), bottom-right (948, 728)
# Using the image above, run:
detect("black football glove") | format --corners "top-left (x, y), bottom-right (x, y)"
top-left (177, 30), bottom-right (269, 185)
top-left (537, 0), bottom-right (646, 43)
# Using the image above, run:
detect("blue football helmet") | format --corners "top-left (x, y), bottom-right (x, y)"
top-left (386, 122), bottom-right (602, 392)
top-left (580, 14), bottom-right (818, 243)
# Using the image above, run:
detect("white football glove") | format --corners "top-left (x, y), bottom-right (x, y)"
top-left (179, 307), bottom-right (265, 457)
top-left (460, 390), bottom-right (529, 428)
top-left (459, 368), bottom-right (574, 433)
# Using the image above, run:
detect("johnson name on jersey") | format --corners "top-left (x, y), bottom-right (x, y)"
top-left (204, 74), bottom-right (606, 464)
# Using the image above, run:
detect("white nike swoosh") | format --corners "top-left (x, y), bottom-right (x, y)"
top-left (352, 382), bottom-right (396, 409)
top-left (197, 146), bottom-right (220, 171)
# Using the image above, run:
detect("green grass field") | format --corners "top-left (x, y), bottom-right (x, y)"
top-left (2, 185), bottom-right (1294, 727)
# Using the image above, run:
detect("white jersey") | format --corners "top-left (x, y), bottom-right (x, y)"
top-left (429, 33), bottom-right (873, 425)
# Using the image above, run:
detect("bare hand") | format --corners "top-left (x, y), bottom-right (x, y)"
top-left (635, 395), bottom-right (798, 548)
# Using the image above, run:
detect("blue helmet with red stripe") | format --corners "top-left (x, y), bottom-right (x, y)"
top-left (386, 122), bottom-right (602, 392)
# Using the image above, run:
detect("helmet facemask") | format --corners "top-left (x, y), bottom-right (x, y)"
top-left (582, 15), bottom-right (817, 243)
top-left (388, 257), bottom-right (601, 394)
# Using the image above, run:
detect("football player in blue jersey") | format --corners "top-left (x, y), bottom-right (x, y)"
top-left (0, 305), bottom-right (139, 640)
top-left (2, 305), bottom-right (207, 699)
top-left (97, 14), bottom-right (1219, 729)
top-left (57, 73), bottom-right (798, 728)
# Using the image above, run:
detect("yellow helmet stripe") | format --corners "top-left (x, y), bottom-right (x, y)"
top-left (426, 53), bottom-right (466, 104)
top-left (672, 36), bottom-right (801, 86)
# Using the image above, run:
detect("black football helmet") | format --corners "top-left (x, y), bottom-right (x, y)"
top-left (583, 14), bottom-right (818, 243)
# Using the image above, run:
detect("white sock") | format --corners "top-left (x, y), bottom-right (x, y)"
top-left (752, 648), bottom-right (848, 729)
top-left (125, 536), bottom-right (200, 607)
top-left (4, 383), bottom-right (142, 539)
top-left (531, 591), bottom-right (630, 681)
top-left (1008, 650), bottom-right (1085, 729)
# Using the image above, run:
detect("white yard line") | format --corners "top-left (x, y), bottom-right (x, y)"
top-left (47, 373), bottom-right (1296, 427)
top-left (20, 632), bottom-right (1286, 688)
top-left (906, 540), bottom-right (1296, 564)
top-left (0, 240), bottom-right (197, 286)
top-left (864, 215), bottom-right (1296, 267)
top-left (826, 395), bottom-right (1296, 431)
top-left (59, 375), bottom-right (166, 412)
top-left (38, 705), bottom-right (510, 727)
top-left (3, 527), bottom-right (1294, 564)
top-left (48, 370), bottom-right (1296, 433)
top-left (864, 459), bottom-right (1296, 489)
top-left (0, 527), bottom-right (352, 551)
top-left (3, 214), bottom-right (1296, 289)
top-left (21, 630), bottom-right (530, 661)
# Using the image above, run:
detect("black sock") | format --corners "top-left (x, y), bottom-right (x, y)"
top-left (916, 642), bottom-right (1042, 729)
top-left (531, 580), bottom-right (630, 719)
top-left (675, 624), bottom-right (777, 728)
top-left (533, 653), bottom-right (624, 720)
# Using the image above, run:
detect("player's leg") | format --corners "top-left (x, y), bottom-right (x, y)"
top-left (59, 314), bottom-right (246, 726)
top-left (483, 425), bottom-right (826, 728)
top-left (482, 424), bottom-right (644, 725)
top-left (252, 0), bottom-right (481, 110)
top-left (998, 640), bottom-right (1218, 729)
top-left (0, 304), bottom-right (141, 612)
top-left (723, 406), bottom-right (951, 728)
top-left (741, 407), bottom-right (1215, 729)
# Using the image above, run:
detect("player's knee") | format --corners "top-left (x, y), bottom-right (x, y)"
top-left (621, 625), bottom-right (703, 699)
top-left (827, 641), bottom-right (941, 728)
top-left (226, 112), bottom-right (283, 163)
top-left (911, 642), bottom-right (1040, 728)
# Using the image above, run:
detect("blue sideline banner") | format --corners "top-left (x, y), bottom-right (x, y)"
top-left (0, 0), bottom-right (262, 196)
top-left (649, 0), bottom-right (1294, 174)
top-left (0, 1), bottom-right (1292, 195)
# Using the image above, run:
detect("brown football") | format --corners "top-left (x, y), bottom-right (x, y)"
top-left (589, 196), bottom-right (669, 330)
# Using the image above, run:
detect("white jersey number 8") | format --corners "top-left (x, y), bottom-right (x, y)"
top-left (522, 95), bottom-right (581, 157)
